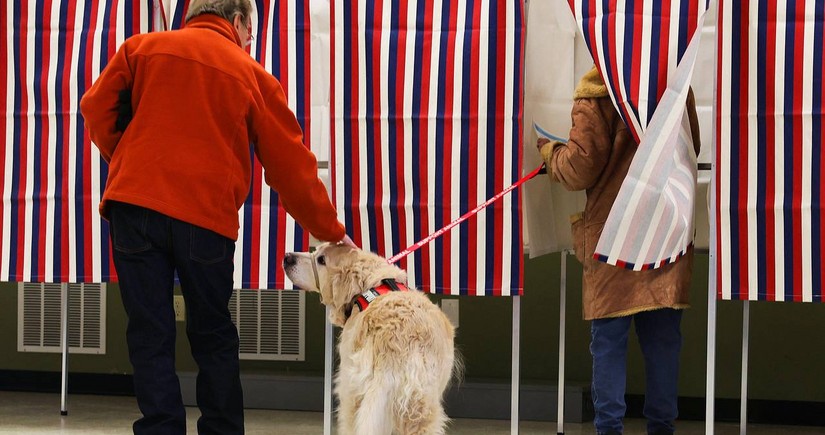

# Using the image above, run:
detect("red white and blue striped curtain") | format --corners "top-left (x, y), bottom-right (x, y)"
top-left (330, 0), bottom-right (525, 296)
top-left (2, 0), bottom-right (314, 288)
top-left (568, 0), bottom-right (708, 270)
top-left (237, 0), bottom-right (316, 289)
top-left (158, 0), bottom-right (316, 289)
top-left (1, 0), bottom-right (153, 283)
top-left (162, 0), bottom-right (188, 30)
top-left (715, 0), bottom-right (825, 302)
top-left (4, 0), bottom-right (526, 292)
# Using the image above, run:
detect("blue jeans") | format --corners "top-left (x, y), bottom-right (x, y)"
top-left (109, 202), bottom-right (244, 435)
top-left (590, 309), bottom-right (682, 435)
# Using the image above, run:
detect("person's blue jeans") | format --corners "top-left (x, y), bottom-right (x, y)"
top-left (590, 308), bottom-right (683, 435)
top-left (109, 201), bottom-right (244, 435)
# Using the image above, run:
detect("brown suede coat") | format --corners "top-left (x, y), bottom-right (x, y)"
top-left (540, 67), bottom-right (701, 320)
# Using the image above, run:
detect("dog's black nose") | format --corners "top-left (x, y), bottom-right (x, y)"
top-left (283, 253), bottom-right (297, 268)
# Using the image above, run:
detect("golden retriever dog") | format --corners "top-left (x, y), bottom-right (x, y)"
top-left (283, 243), bottom-right (457, 435)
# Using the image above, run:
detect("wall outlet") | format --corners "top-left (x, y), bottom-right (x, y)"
top-left (441, 299), bottom-right (459, 328)
top-left (173, 295), bottom-right (185, 322)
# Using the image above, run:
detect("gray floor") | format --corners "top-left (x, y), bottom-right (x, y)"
top-left (0, 391), bottom-right (823, 434)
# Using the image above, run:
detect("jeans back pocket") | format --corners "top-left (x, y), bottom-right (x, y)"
top-left (110, 202), bottom-right (152, 254)
top-left (189, 226), bottom-right (229, 265)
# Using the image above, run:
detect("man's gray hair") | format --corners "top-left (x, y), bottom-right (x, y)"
top-left (185, 0), bottom-right (252, 24)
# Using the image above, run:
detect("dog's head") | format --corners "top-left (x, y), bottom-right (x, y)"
top-left (283, 243), bottom-right (407, 326)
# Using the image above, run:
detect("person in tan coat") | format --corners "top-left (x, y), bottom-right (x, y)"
top-left (537, 66), bottom-right (701, 435)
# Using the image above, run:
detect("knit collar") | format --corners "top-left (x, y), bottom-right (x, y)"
top-left (185, 14), bottom-right (243, 48)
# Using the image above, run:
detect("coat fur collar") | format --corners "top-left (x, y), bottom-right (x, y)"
top-left (573, 66), bottom-right (609, 100)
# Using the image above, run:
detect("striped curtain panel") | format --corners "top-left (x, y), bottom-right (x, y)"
top-left (715, 0), bottom-right (825, 302)
top-left (330, 0), bottom-right (525, 295)
top-left (1, 0), bottom-right (153, 283)
top-left (568, 0), bottom-right (708, 270)
top-left (2, 0), bottom-right (315, 288)
top-left (162, 0), bottom-right (315, 289)
top-left (238, 0), bottom-right (316, 289)
top-left (162, 0), bottom-right (188, 30)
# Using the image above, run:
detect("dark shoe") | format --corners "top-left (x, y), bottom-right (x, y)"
top-left (648, 430), bottom-right (674, 435)
top-left (598, 431), bottom-right (622, 435)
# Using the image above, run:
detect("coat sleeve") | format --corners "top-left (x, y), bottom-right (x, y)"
top-left (250, 79), bottom-right (346, 243)
top-left (79, 42), bottom-right (134, 163)
top-left (541, 98), bottom-right (613, 191)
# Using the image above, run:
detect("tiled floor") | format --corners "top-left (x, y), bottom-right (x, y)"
top-left (0, 391), bottom-right (822, 434)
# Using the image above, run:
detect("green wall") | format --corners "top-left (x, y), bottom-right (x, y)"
top-left (2, 252), bottom-right (824, 402)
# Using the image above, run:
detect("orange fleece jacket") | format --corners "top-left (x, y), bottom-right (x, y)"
top-left (80, 14), bottom-right (345, 242)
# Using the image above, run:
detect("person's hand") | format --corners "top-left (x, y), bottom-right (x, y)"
top-left (337, 234), bottom-right (358, 249)
top-left (536, 138), bottom-right (561, 180)
top-left (536, 137), bottom-right (551, 153)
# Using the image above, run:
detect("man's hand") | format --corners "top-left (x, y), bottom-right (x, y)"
top-left (337, 234), bottom-right (357, 249)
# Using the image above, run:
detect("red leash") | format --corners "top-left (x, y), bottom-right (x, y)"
top-left (387, 163), bottom-right (547, 264)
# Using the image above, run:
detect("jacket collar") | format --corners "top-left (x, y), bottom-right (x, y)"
top-left (185, 14), bottom-right (243, 48)
top-left (574, 65), bottom-right (609, 100)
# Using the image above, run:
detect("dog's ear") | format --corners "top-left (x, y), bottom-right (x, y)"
top-left (325, 249), bottom-right (383, 324)
top-left (318, 247), bottom-right (407, 327)
top-left (326, 264), bottom-right (361, 303)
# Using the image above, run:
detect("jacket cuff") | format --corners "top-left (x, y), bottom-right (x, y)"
top-left (539, 140), bottom-right (562, 163)
top-left (539, 140), bottom-right (563, 180)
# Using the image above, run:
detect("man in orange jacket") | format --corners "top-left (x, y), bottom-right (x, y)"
top-left (80, 0), bottom-right (354, 433)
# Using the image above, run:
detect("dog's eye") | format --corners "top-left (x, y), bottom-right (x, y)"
top-left (316, 255), bottom-right (326, 266)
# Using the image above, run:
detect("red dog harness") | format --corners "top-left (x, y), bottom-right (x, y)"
top-left (344, 279), bottom-right (408, 321)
